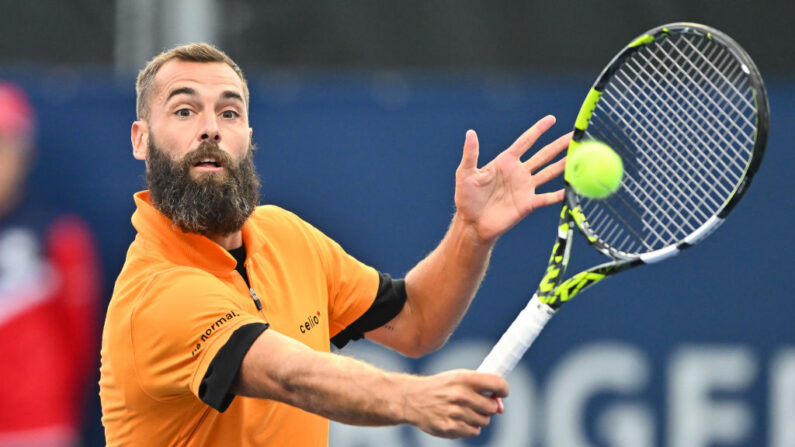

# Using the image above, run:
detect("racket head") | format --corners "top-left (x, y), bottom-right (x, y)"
top-left (565, 22), bottom-right (769, 262)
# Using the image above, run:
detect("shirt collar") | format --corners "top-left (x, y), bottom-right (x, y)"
top-left (131, 190), bottom-right (267, 275)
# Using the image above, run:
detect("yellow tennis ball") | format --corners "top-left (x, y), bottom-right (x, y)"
top-left (565, 140), bottom-right (624, 199)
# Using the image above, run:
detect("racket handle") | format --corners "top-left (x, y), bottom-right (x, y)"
top-left (476, 294), bottom-right (555, 377)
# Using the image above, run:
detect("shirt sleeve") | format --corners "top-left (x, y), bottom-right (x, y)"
top-left (295, 217), bottom-right (380, 338)
top-left (331, 272), bottom-right (407, 349)
top-left (198, 322), bottom-right (268, 411)
top-left (130, 268), bottom-right (267, 407)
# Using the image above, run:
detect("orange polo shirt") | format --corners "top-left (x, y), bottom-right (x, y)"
top-left (99, 191), bottom-right (379, 446)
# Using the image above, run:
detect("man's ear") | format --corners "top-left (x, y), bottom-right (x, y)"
top-left (131, 120), bottom-right (148, 160)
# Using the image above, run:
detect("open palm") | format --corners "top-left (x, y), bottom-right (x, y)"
top-left (454, 116), bottom-right (571, 243)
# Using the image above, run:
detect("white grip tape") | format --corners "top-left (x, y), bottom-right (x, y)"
top-left (476, 295), bottom-right (555, 377)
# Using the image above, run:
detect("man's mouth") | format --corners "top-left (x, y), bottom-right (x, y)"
top-left (192, 157), bottom-right (224, 171)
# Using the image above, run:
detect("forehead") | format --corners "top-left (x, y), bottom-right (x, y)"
top-left (153, 60), bottom-right (244, 102)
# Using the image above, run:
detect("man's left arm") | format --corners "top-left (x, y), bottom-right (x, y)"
top-left (366, 116), bottom-right (570, 357)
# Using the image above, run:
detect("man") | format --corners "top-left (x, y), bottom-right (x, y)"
top-left (0, 82), bottom-right (100, 446)
top-left (99, 43), bottom-right (569, 446)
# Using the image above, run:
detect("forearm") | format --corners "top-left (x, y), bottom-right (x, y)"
top-left (402, 213), bottom-right (495, 352)
top-left (370, 122), bottom-right (567, 356)
top-left (234, 328), bottom-right (508, 438)
top-left (234, 329), bottom-right (408, 426)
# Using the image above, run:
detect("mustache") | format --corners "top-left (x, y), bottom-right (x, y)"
top-left (182, 141), bottom-right (235, 168)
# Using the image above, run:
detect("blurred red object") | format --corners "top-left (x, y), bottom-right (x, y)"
top-left (0, 82), bottom-right (34, 138)
top-left (0, 82), bottom-right (100, 447)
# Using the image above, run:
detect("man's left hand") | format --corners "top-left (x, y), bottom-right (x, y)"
top-left (453, 115), bottom-right (571, 243)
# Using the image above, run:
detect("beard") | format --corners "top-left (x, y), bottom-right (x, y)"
top-left (146, 136), bottom-right (261, 236)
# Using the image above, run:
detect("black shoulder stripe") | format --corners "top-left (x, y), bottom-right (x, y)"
top-left (199, 322), bottom-right (269, 412)
top-left (331, 272), bottom-right (407, 349)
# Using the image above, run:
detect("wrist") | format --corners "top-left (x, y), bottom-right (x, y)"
top-left (393, 374), bottom-right (421, 426)
top-left (451, 212), bottom-right (498, 247)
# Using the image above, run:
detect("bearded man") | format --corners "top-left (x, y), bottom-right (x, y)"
top-left (99, 43), bottom-right (569, 446)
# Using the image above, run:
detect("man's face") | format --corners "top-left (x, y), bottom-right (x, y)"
top-left (141, 59), bottom-right (251, 172)
top-left (136, 60), bottom-right (260, 235)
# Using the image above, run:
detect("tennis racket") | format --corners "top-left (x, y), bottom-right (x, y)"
top-left (478, 22), bottom-right (769, 377)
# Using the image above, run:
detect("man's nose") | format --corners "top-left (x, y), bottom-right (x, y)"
top-left (199, 115), bottom-right (221, 142)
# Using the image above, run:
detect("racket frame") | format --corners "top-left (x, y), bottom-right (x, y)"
top-left (477, 23), bottom-right (769, 376)
top-left (543, 22), bottom-right (769, 308)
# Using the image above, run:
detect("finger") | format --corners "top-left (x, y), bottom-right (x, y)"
top-left (467, 373), bottom-right (509, 398)
top-left (433, 418), bottom-right (481, 439)
top-left (432, 421), bottom-right (473, 439)
top-left (506, 115), bottom-right (556, 158)
top-left (524, 131), bottom-right (572, 172)
top-left (459, 391), bottom-right (501, 415)
top-left (452, 406), bottom-right (492, 428)
top-left (532, 189), bottom-right (566, 208)
top-left (449, 420), bottom-right (482, 438)
top-left (459, 129), bottom-right (480, 171)
top-left (531, 157), bottom-right (566, 188)
top-left (496, 397), bottom-right (504, 414)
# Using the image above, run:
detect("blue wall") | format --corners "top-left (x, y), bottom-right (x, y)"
top-left (8, 72), bottom-right (794, 446)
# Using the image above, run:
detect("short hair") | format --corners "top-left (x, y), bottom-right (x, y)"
top-left (135, 43), bottom-right (250, 120)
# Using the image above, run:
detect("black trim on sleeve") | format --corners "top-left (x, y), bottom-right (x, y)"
top-left (331, 272), bottom-right (407, 349)
top-left (198, 322), bottom-right (269, 412)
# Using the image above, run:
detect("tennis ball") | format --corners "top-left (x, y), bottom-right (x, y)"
top-left (564, 140), bottom-right (624, 199)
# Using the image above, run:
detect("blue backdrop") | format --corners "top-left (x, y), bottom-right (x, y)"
top-left (6, 71), bottom-right (794, 446)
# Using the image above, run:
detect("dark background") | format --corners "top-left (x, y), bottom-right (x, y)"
top-left (1, 1), bottom-right (793, 77)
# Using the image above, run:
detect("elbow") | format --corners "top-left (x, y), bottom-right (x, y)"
top-left (380, 298), bottom-right (453, 358)
top-left (396, 306), bottom-right (453, 358)
top-left (399, 332), bottom-right (450, 358)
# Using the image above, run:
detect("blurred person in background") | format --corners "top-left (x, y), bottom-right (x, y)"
top-left (0, 82), bottom-right (101, 447)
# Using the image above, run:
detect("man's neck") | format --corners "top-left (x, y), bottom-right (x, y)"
top-left (208, 230), bottom-right (243, 251)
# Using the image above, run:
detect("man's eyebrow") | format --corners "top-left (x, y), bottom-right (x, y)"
top-left (221, 90), bottom-right (244, 103)
top-left (166, 86), bottom-right (197, 102)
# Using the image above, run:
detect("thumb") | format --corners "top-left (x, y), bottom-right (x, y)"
top-left (459, 129), bottom-right (479, 171)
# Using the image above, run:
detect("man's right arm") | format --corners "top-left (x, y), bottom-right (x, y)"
top-left (232, 329), bottom-right (508, 439)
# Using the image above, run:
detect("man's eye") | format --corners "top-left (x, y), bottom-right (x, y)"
top-left (176, 109), bottom-right (193, 117)
top-left (221, 110), bottom-right (239, 119)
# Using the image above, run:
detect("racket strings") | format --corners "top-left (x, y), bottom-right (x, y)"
top-left (650, 38), bottom-right (755, 165)
top-left (588, 83), bottom-right (706, 249)
top-left (666, 39), bottom-right (756, 180)
top-left (625, 42), bottom-right (740, 210)
top-left (592, 79), bottom-right (717, 250)
top-left (581, 32), bottom-right (757, 254)
top-left (599, 85), bottom-right (714, 228)
top-left (675, 37), bottom-right (757, 130)
top-left (581, 121), bottom-right (675, 252)
top-left (618, 58), bottom-right (730, 213)
top-left (633, 41), bottom-right (751, 201)
top-left (587, 112), bottom-right (695, 249)
top-left (604, 35), bottom-right (752, 248)
top-left (631, 43), bottom-right (745, 207)
top-left (648, 37), bottom-right (754, 188)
